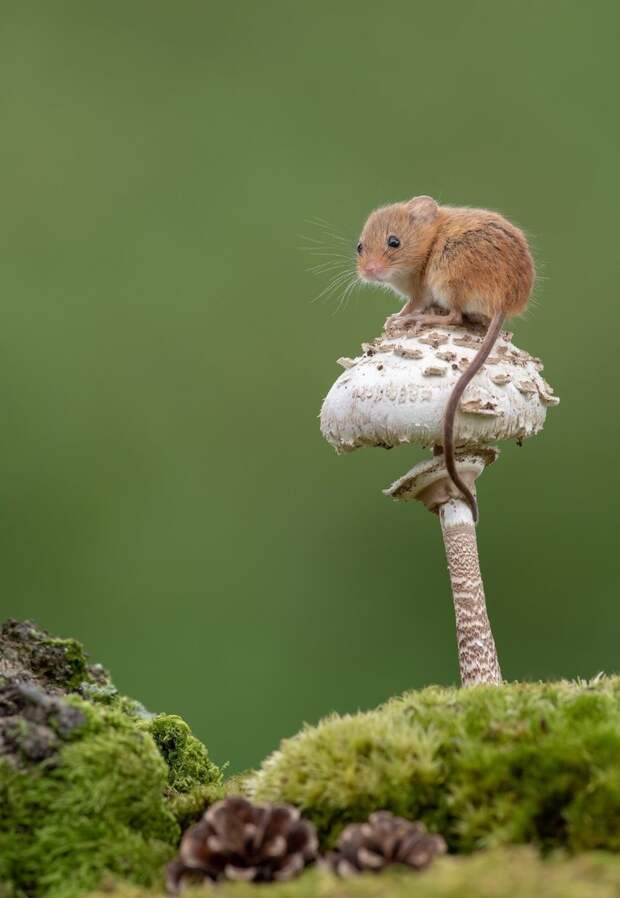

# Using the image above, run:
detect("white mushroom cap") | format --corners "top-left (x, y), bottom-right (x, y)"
top-left (320, 324), bottom-right (559, 453)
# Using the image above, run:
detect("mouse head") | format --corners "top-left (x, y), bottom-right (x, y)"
top-left (356, 196), bottom-right (439, 292)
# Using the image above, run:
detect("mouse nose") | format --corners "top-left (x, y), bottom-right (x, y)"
top-left (362, 261), bottom-right (385, 279)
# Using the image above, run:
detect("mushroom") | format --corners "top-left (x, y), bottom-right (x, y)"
top-left (320, 319), bottom-right (559, 686)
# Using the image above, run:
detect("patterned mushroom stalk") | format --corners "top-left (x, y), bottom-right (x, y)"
top-left (440, 496), bottom-right (502, 684)
top-left (320, 318), bottom-right (559, 686)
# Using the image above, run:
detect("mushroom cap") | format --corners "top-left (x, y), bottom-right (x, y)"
top-left (320, 323), bottom-right (559, 453)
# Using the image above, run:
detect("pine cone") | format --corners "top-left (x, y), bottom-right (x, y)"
top-left (166, 797), bottom-right (318, 892)
top-left (327, 811), bottom-right (446, 876)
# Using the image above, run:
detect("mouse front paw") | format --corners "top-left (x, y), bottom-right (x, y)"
top-left (384, 312), bottom-right (419, 335)
top-left (384, 313), bottom-right (402, 334)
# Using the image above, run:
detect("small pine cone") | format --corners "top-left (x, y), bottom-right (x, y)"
top-left (165, 860), bottom-right (206, 894)
top-left (327, 811), bottom-right (446, 877)
top-left (166, 797), bottom-right (318, 892)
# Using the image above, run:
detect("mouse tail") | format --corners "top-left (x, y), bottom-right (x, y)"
top-left (443, 311), bottom-right (505, 523)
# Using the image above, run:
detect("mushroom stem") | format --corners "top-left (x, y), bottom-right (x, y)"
top-left (384, 453), bottom-right (502, 687)
top-left (439, 498), bottom-right (501, 686)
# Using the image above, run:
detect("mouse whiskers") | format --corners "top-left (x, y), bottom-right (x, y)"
top-left (311, 267), bottom-right (358, 307)
top-left (304, 217), bottom-right (352, 246)
top-left (300, 218), bottom-right (360, 312)
top-left (333, 272), bottom-right (360, 316)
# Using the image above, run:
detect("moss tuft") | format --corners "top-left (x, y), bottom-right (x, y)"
top-left (144, 715), bottom-right (224, 831)
top-left (146, 715), bottom-right (221, 794)
top-left (251, 678), bottom-right (620, 853)
top-left (87, 848), bottom-right (620, 898)
top-left (0, 698), bottom-right (178, 898)
top-left (0, 621), bottom-right (223, 898)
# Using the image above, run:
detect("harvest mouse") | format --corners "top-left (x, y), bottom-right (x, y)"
top-left (356, 196), bottom-right (535, 522)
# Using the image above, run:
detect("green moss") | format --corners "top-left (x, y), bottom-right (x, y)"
top-left (143, 714), bottom-right (225, 831)
top-left (0, 621), bottom-right (224, 898)
top-left (10, 621), bottom-right (620, 898)
top-left (79, 681), bottom-right (152, 720)
top-left (87, 848), bottom-right (620, 898)
top-left (146, 715), bottom-right (221, 794)
top-left (0, 699), bottom-right (177, 898)
top-left (166, 783), bottom-right (225, 834)
top-left (251, 678), bottom-right (620, 853)
top-left (164, 769), bottom-right (254, 831)
top-left (0, 619), bottom-right (91, 692)
top-left (45, 636), bottom-right (91, 690)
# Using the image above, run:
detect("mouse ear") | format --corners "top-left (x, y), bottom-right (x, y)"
top-left (406, 196), bottom-right (438, 222)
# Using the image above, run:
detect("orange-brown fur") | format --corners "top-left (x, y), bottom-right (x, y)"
top-left (356, 196), bottom-right (534, 327)
top-left (356, 196), bottom-right (535, 522)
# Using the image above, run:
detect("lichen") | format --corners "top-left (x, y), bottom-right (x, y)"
top-left (0, 620), bottom-right (223, 898)
top-left (87, 848), bottom-right (620, 898)
top-left (251, 678), bottom-right (620, 853)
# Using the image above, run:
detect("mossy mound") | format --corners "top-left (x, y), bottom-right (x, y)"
top-left (7, 624), bottom-right (620, 898)
top-left (251, 678), bottom-right (620, 853)
top-left (0, 618), bottom-right (93, 692)
top-left (88, 848), bottom-right (620, 898)
top-left (0, 620), bottom-right (223, 898)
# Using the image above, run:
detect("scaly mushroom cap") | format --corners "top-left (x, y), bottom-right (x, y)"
top-left (320, 323), bottom-right (559, 453)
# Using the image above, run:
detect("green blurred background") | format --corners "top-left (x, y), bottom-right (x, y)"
top-left (0, 1), bottom-right (617, 772)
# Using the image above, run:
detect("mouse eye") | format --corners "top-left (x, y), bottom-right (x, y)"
top-left (387, 234), bottom-right (401, 249)
top-left (356, 241), bottom-right (363, 255)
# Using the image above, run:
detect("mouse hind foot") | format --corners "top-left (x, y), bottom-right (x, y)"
top-left (413, 309), bottom-right (463, 331)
